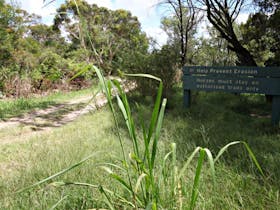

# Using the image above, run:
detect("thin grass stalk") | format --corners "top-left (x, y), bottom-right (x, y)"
top-left (122, 73), bottom-right (165, 206)
top-left (113, 80), bottom-right (140, 158)
top-left (112, 79), bottom-right (149, 205)
top-left (17, 152), bottom-right (100, 193)
top-left (93, 66), bottom-right (136, 205)
top-left (52, 181), bottom-right (136, 207)
top-left (99, 185), bottom-right (115, 210)
top-left (49, 195), bottom-right (68, 210)
top-left (171, 143), bottom-right (177, 196)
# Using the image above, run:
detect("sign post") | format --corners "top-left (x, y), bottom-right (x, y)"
top-left (183, 66), bottom-right (280, 125)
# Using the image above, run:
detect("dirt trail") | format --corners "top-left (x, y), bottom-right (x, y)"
top-left (0, 80), bottom-right (135, 145)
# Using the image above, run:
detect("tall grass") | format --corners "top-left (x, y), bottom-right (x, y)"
top-left (19, 1), bottom-right (266, 209)
top-left (19, 66), bottom-right (264, 209)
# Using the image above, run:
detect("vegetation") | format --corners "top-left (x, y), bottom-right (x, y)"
top-left (0, 87), bottom-right (93, 119)
top-left (0, 0), bottom-right (280, 209)
top-left (0, 0), bottom-right (278, 98)
top-left (1, 84), bottom-right (280, 209)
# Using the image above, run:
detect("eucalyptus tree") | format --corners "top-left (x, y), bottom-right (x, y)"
top-left (240, 13), bottom-right (275, 66)
top-left (240, 0), bottom-right (280, 66)
top-left (54, 0), bottom-right (148, 75)
top-left (159, 0), bottom-right (202, 67)
top-left (0, 0), bottom-right (18, 66)
top-left (192, 27), bottom-right (237, 66)
top-left (198, 0), bottom-right (257, 66)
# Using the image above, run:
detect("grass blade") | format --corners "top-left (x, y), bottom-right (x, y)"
top-left (189, 149), bottom-right (206, 210)
top-left (214, 141), bottom-right (264, 176)
top-left (124, 73), bottom-right (163, 144)
top-left (124, 73), bottom-right (162, 82)
top-left (17, 152), bottom-right (99, 193)
top-left (135, 173), bottom-right (147, 193)
top-left (101, 166), bottom-right (133, 192)
top-left (204, 148), bottom-right (216, 185)
top-left (171, 143), bottom-right (177, 193)
top-left (49, 195), bottom-right (68, 210)
top-left (52, 181), bottom-right (136, 207)
top-left (161, 151), bottom-right (172, 180)
top-left (214, 141), bottom-right (241, 163)
top-left (113, 79), bottom-right (139, 157)
top-left (99, 185), bottom-right (116, 210)
top-left (51, 181), bottom-right (98, 188)
top-left (178, 147), bottom-right (201, 181)
top-left (151, 98), bottom-right (167, 169)
top-left (241, 141), bottom-right (265, 176)
top-left (148, 81), bottom-right (163, 143)
top-left (69, 64), bottom-right (92, 81)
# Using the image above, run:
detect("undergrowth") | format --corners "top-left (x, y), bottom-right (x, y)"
top-left (12, 67), bottom-right (268, 210)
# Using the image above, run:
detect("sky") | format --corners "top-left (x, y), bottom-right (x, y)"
top-left (7, 0), bottom-right (249, 46)
top-left (7, 0), bottom-right (169, 45)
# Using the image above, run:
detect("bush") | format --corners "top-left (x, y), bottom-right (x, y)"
top-left (126, 45), bottom-right (178, 99)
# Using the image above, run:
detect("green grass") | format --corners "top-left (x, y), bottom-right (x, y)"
top-left (0, 87), bottom-right (95, 119)
top-left (0, 85), bottom-right (280, 209)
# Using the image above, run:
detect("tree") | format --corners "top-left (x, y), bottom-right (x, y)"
top-left (240, 13), bottom-right (275, 66)
top-left (159, 0), bottom-right (201, 67)
top-left (53, 0), bottom-right (148, 75)
top-left (0, 0), bottom-right (17, 66)
top-left (252, 0), bottom-right (280, 66)
top-left (192, 27), bottom-right (237, 66)
top-left (199, 0), bottom-right (257, 66)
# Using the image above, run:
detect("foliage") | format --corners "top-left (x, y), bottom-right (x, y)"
top-left (192, 28), bottom-right (237, 66)
top-left (53, 0), bottom-right (149, 75)
top-left (1, 0), bottom-right (279, 98)
top-left (241, 1), bottom-right (280, 66)
top-left (0, 0), bottom-right (149, 97)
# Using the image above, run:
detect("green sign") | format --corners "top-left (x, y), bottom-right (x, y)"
top-left (183, 66), bottom-right (280, 125)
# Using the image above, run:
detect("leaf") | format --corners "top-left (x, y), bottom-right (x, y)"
top-left (124, 73), bottom-right (162, 82)
top-left (189, 149), bottom-right (206, 210)
top-left (241, 141), bottom-right (265, 177)
top-left (214, 141), bottom-right (241, 163)
top-left (178, 147), bottom-right (201, 181)
top-left (151, 98), bottom-right (167, 169)
top-left (134, 173), bottom-right (147, 193)
top-left (99, 185), bottom-right (115, 210)
top-left (204, 148), bottom-right (216, 186)
top-left (49, 195), bottom-right (68, 210)
top-left (214, 141), bottom-right (264, 176)
top-left (69, 64), bottom-right (92, 81)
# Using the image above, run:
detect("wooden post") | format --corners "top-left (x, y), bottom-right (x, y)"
top-left (183, 89), bottom-right (191, 108)
top-left (272, 96), bottom-right (280, 125)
